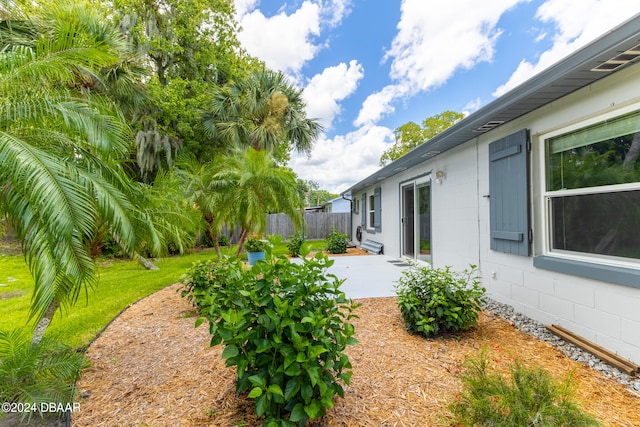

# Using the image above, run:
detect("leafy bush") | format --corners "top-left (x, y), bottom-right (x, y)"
top-left (181, 252), bottom-right (359, 425)
top-left (245, 237), bottom-right (266, 252)
top-left (287, 231), bottom-right (305, 257)
top-left (0, 329), bottom-right (88, 423)
top-left (178, 259), bottom-right (227, 309)
top-left (395, 264), bottom-right (485, 337)
top-left (218, 234), bottom-right (230, 247)
top-left (448, 349), bottom-right (601, 426)
top-left (325, 228), bottom-right (348, 254)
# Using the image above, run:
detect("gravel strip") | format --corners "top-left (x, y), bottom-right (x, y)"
top-left (483, 297), bottom-right (640, 396)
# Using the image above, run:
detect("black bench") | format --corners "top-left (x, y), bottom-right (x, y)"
top-left (360, 239), bottom-right (383, 255)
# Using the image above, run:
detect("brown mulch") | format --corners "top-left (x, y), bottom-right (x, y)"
top-left (74, 259), bottom-right (640, 427)
top-left (309, 247), bottom-right (371, 257)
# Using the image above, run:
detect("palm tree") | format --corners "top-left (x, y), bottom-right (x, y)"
top-left (0, 0), bottom-right (138, 342)
top-left (202, 68), bottom-right (323, 163)
top-left (177, 157), bottom-right (228, 257)
top-left (212, 148), bottom-right (303, 255)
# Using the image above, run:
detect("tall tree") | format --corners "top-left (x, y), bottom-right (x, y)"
top-left (297, 179), bottom-right (338, 207)
top-left (211, 148), bottom-right (303, 254)
top-left (0, 0), bottom-right (138, 341)
top-left (177, 156), bottom-right (228, 257)
top-left (112, 0), bottom-right (259, 175)
top-left (203, 68), bottom-right (323, 164)
top-left (379, 110), bottom-right (464, 165)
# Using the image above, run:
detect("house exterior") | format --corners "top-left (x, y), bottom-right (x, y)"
top-left (322, 196), bottom-right (351, 213)
top-left (343, 15), bottom-right (640, 365)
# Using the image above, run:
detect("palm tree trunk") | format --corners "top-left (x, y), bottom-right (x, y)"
top-left (136, 253), bottom-right (159, 270)
top-left (235, 228), bottom-right (249, 256)
top-left (213, 234), bottom-right (221, 258)
top-left (31, 300), bottom-right (59, 344)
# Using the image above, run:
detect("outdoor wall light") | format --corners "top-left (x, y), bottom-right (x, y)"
top-left (435, 170), bottom-right (445, 184)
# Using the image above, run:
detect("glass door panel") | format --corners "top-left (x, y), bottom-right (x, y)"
top-left (417, 183), bottom-right (431, 262)
top-left (402, 185), bottom-right (415, 257)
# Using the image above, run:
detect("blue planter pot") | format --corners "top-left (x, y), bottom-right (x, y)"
top-left (247, 251), bottom-right (265, 265)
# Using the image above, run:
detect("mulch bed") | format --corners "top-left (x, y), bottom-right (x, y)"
top-left (73, 255), bottom-right (640, 427)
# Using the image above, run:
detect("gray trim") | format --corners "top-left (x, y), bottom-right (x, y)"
top-left (489, 129), bottom-right (531, 256)
top-left (361, 193), bottom-right (366, 227)
top-left (374, 187), bottom-right (382, 232)
top-left (534, 256), bottom-right (640, 289)
top-left (398, 171), bottom-right (433, 187)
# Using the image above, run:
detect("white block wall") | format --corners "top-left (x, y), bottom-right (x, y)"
top-left (351, 62), bottom-right (640, 365)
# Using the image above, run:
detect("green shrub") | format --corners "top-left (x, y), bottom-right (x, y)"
top-left (0, 329), bottom-right (88, 423)
top-left (245, 237), bottom-right (266, 252)
top-left (325, 229), bottom-right (348, 254)
top-left (178, 259), bottom-right (227, 309)
top-left (395, 264), bottom-right (485, 337)
top-left (287, 231), bottom-right (305, 257)
top-left (218, 235), bottom-right (230, 247)
top-left (101, 233), bottom-right (124, 258)
top-left (448, 349), bottom-right (601, 426)
top-left (181, 252), bottom-right (359, 425)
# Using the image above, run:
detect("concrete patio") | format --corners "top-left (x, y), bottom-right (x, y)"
top-left (323, 254), bottom-right (411, 299)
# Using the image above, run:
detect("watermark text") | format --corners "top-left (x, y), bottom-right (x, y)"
top-left (1, 401), bottom-right (80, 414)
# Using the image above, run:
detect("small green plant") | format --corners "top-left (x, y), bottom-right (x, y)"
top-left (395, 264), bottom-right (485, 337)
top-left (218, 235), bottom-right (230, 247)
top-left (181, 252), bottom-right (359, 425)
top-left (178, 260), bottom-right (215, 308)
top-left (287, 231), bottom-right (306, 257)
top-left (325, 228), bottom-right (348, 254)
top-left (448, 349), bottom-right (601, 426)
top-left (245, 237), bottom-right (266, 252)
top-left (0, 328), bottom-right (88, 423)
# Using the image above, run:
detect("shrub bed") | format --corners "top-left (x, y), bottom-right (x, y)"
top-left (395, 264), bottom-right (485, 337)
top-left (180, 252), bottom-right (359, 426)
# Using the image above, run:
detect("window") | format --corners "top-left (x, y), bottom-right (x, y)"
top-left (361, 188), bottom-right (381, 232)
top-left (369, 194), bottom-right (375, 228)
top-left (543, 109), bottom-right (640, 263)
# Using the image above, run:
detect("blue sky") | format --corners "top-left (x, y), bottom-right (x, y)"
top-left (234, 0), bottom-right (640, 193)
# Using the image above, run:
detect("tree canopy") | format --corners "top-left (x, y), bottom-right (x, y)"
top-left (111, 0), bottom-right (263, 179)
top-left (0, 0), bottom-right (138, 336)
top-left (203, 68), bottom-right (323, 164)
top-left (380, 110), bottom-right (464, 166)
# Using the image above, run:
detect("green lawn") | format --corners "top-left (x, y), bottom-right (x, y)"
top-left (0, 250), bottom-right (220, 348)
top-left (0, 239), bottom-right (328, 349)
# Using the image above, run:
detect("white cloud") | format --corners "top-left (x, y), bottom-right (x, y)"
top-left (289, 125), bottom-right (394, 193)
top-left (303, 60), bottom-right (364, 130)
top-left (462, 98), bottom-right (482, 116)
top-left (234, 0), bottom-right (260, 16)
top-left (237, 1), bottom-right (321, 75)
top-left (320, 0), bottom-right (352, 27)
top-left (493, 0), bottom-right (640, 97)
top-left (354, 84), bottom-right (406, 127)
top-left (355, 0), bottom-right (524, 125)
top-left (236, 1), bottom-right (353, 77)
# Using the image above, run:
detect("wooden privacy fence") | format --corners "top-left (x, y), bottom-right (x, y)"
top-left (266, 212), bottom-right (350, 240)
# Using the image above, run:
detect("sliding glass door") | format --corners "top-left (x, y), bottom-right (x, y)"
top-left (401, 179), bottom-right (431, 262)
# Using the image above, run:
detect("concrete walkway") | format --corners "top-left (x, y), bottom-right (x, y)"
top-left (323, 255), bottom-right (411, 299)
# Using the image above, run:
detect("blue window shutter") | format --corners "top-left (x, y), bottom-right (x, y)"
top-left (374, 187), bottom-right (382, 232)
top-left (361, 193), bottom-right (366, 227)
top-left (489, 129), bottom-right (531, 256)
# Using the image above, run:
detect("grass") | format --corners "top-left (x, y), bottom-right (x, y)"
top-left (0, 239), bottom-right (330, 349)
